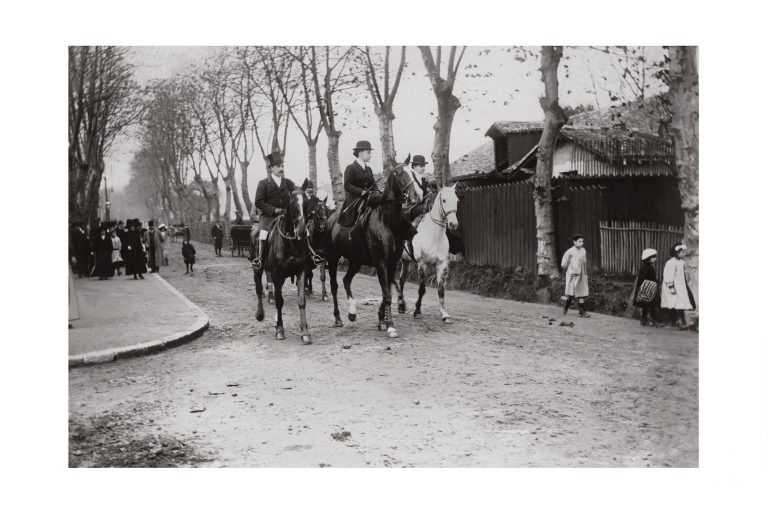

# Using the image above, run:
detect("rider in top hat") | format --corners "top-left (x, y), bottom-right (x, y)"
top-left (337, 140), bottom-right (383, 227)
top-left (252, 151), bottom-right (296, 270)
top-left (302, 178), bottom-right (320, 220)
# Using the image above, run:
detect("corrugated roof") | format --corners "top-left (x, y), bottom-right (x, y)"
top-left (448, 140), bottom-right (495, 179)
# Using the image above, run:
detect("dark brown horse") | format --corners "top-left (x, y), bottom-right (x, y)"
top-left (254, 190), bottom-right (312, 344)
top-left (322, 161), bottom-right (421, 338)
top-left (304, 197), bottom-right (331, 301)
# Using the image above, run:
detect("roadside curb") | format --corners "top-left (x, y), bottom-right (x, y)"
top-left (68, 274), bottom-right (209, 368)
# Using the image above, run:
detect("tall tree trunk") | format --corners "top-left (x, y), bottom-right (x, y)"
top-left (432, 95), bottom-right (460, 186)
top-left (227, 166), bottom-right (244, 217)
top-left (668, 46), bottom-right (699, 318)
top-left (376, 108), bottom-right (397, 175)
top-left (240, 160), bottom-right (253, 214)
top-left (210, 176), bottom-right (221, 221)
top-left (327, 131), bottom-right (344, 205)
top-left (307, 140), bottom-right (318, 186)
top-left (223, 174), bottom-right (233, 221)
top-left (534, 46), bottom-right (567, 279)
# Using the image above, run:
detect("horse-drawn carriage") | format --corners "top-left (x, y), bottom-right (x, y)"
top-left (229, 224), bottom-right (253, 257)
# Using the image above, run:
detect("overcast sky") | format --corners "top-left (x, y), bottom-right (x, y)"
top-left (105, 46), bottom-right (665, 201)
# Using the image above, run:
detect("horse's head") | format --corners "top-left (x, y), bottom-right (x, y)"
top-left (287, 190), bottom-right (306, 240)
top-left (436, 183), bottom-right (460, 231)
top-left (391, 154), bottom-right (422, 206)
top-left (309, 196), bottom-right (329, 234)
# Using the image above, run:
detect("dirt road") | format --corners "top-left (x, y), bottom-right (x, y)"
top-left (69, 241), bottom-right (698, 467)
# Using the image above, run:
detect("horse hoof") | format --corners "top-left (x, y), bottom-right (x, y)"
top-left (348, 313), bottom-right (356, 322)
top-left (334, 319), bottom-right (344, 328)
top-left (275, 330), bottom-right (286, 341)
top-left (300, 334), bottom-right (312, 345)
top-left (398, 305), bottom-right (406, 314)
top-left (378, 322), bottom-right (387, 331)
top-left (322, 295), bottom-right (328, 302)
top-left (414, 312), bottom-right (422, 319)
top-left (443, 317), bottom-right (453, 324)
top-left (256, 311), bottom-right (264, 322)
top-left (387, 329), bottom-right (399, 339)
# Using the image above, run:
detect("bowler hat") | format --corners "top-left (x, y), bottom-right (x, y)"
top-left (353, 140), bottom-right (373, 151)
top-left (265, 151), bottom-right (284, 167)
top-left (412, 155), bottom-right (429, 167)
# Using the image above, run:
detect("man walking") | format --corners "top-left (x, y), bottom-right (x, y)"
top-left (143, 220), bottom-right (164, 274)
top-left (211, 219), bottom-right (224, 257)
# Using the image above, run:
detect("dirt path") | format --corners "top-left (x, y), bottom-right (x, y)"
top-left (69, 241), bottom-right (698, 467)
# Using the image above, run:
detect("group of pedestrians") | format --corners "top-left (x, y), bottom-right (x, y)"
top-left (560, 234), bottom-right (696, 329)
top-left (69, 219), bottom-right (198, 280)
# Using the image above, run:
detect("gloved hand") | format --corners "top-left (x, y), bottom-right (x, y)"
top-left (274, 208), bottom-right (284, 215)
top-left (361, 189), bottom-right (369, 198)
top-left (368, 191), bottom-right (383, 206)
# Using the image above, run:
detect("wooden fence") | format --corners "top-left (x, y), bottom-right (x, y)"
top-left (599, 220), bottom-right (684, 276)
top-left (554, 182), bottom-right (607, 270)
top-left (458, 181), bottom-right (536, 270)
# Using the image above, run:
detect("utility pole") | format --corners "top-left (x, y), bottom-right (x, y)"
top-left (104, 175), bottom-right (111, 222)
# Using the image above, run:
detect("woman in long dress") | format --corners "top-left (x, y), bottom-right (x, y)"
top-left (159, 224), bottom-right (170, 266)
top-left (660, 243), bottom-right (695, 329)
top-left (93, 227), bottom-right (114, 280)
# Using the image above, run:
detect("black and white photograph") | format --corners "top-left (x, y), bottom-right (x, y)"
top-left (4, 0), bottom-right (767, 510)
top-left (66, 43), bottom-right (700, 468)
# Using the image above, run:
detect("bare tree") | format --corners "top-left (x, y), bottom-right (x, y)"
top-left (357, 46), bottom-right (407, 175)
top-left (668, 46), bottom-right (699, 318)
top-left (287, 46), bottom-right (358, 204)
top-left (418, 46), bottom-right (467, 186)
top-left (69, 46), bottom-right (142, 225)
top-left (534, 46), bottom-right (567, 279)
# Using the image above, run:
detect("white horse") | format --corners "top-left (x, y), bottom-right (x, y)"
top-left (395, 183), bottom-right (459, 323)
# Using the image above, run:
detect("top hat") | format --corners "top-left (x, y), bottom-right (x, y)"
top-left (265, 151), bottom-right (284, 167)
top-left (412, 155), bottom-right (429, 167)
top-left (353, 140), bottom-right (373, 151)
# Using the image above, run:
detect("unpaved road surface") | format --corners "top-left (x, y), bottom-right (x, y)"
top-left (69, 242), bottom-right (698, 467)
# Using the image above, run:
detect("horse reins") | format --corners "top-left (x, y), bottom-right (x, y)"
top-left (429, 190), bottom-right (457, 228)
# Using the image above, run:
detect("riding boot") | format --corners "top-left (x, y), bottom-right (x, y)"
top-left (252, 240), bottom-right (265, 270)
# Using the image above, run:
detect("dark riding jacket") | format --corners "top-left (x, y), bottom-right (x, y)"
top-left (254, 175), bottom-right (295, 232)
top-left (338, 161), bottom-right (377, 225)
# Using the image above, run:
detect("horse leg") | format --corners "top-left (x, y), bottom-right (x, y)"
top-left (296, 269), bottom-right (311, 345)
top-left (396, 259), bottom-right (409, 314)
top-left (255, 268), bottom-right (265, 322)
top-left (305, 269), bottom-right (314, 297)
top-left (375, 262), bottom-right (397, 338)
top-left (413, 263), bottom-right (427, 320)
top-left (436, 261), bottom-right (452, 324)
top-left (328, 257), bottom-right (343, 327)
top-left (343, 261), bottom-right (362, 322)
top-left (267, 272), bottom-right (274, 303)
top-left (320, 261), bottom-right (328, 301)
top-left (274, 275), bottom-right (286, 340)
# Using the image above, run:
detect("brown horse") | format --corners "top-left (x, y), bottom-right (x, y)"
top-left (254, 190), bottom-right (312, 344)
top-left (304, 197), bottom-right (331, 301)
top-left (322, 160), bottom-right (421, 338)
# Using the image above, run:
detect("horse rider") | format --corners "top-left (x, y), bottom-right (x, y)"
top-left (252, 151), bottom-right (296, 271)
top-left (337, 140), bottom-right (383, 228)
top-left (405, 154), bottom-right (431, 220)
top-left (302, 178), bottom-right (320, 219)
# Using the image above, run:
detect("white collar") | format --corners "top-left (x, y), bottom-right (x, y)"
top-left (271, 174), bottom-right (283, 186)
top-left (356, 158), bottom-right (368, 169)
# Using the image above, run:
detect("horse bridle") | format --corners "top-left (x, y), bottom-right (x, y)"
top-left (429, 190), bottom-right (457, 228)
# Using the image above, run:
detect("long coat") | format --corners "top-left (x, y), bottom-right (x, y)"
top-left (338, 161), bottom-right (376, 226)
top-left (660, 257), bottom-right (694, 310)
top-left (561, 246), bottom-right (589, 297)
top-left (124, 229), bottom-right (147, 275)
top-left (143, 228), bottom-right (166, 268)
top-left (211, 224), bottom-right (224, 247)
top-left (93, 234), bottom-right (114, 278)
top-left (254, 175), bottom-right (295, 232)
top-left (71, 228), bottom-right (91, 276)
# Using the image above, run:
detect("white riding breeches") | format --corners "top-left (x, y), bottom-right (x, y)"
top-left (259, 230), bottom-right (268, 241)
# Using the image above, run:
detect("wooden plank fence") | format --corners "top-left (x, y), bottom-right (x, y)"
top-left (599, 220), bottom-right (684, 276)
top-left (458, 181), bottom-right (536, 270)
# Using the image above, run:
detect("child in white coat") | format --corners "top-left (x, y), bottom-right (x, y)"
top-left (661, 243), bottom-right (695, 329)
top-left (561, 234), bottom-right (590, 317)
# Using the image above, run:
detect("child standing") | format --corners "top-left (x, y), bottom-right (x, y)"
top-left (182, 239), bottom-right (197, 275)
top-left (661, 243), bottom-right (695, 329)
top-left (561, 233), bottom-right (590, 317)
top-left (633, 248), bottom-right (665, 327)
